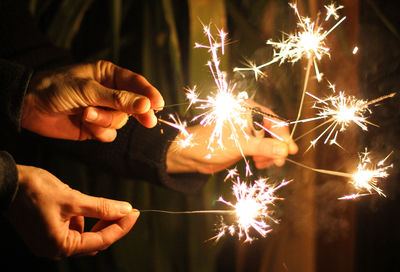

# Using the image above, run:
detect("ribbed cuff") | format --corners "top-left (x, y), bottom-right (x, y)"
top-left (0, 151), bottom-right (18, 211)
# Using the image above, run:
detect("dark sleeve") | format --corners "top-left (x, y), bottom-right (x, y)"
top-left (0, 151), bottom-right (18, 211)
top-left (44, 111), bottom-right (209, 194)
top-left (0, 59), bottom-right (32, 135)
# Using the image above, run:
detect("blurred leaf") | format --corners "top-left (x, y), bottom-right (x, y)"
top-left (46, 0), bottom-right (93, 48)
top-left (161, 0), bottom-right (186, 113)
top-left (226, 1), bottom-right (266, 56)
top-left (109, 0), bottom-right (122, 62)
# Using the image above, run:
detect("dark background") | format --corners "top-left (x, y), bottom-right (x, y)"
top-left (1, 0), bottom-right (400, 271)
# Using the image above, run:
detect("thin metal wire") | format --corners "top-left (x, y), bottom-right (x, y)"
top-left (156, 102), bottom-right (291, 123)
top-left (140, 209), bottom-right (235, 215)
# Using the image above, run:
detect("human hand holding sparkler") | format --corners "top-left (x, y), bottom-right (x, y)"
top-left (166, 101), bottom-right (298, 174)
top-left (22, 60), bottom-right (164, 142)
top-left (5, 164), bottom-right (138, 259)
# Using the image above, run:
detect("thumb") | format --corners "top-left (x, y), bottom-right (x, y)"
top-left (243, 137), bottom-right (289, 158)
top-left (92, 82), bottom-right (151, 114)
top-left (75, 191), bottom-right (133, 220)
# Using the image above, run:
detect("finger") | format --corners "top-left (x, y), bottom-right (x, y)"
top-left (245, 100), bottom-right (291, 141)
top-left (92, 82), bottom-right (152, 115)
top-left (243, 137), bottom-right (289, 159)
top-left (254, 160), bottom-right (274, 169)
top-left (90, 219), bottom-right (111, 233)
top-left (95, 61), bottom-right (164, 110)
top-left (83, 107), bottom-right (129, 129)
top-left (133, 110), bottom-right (158, 128)
top-left (82, 123), bottom-right (117, 142)
top-left (253, 156), bottom-right (275, 169)
top-left (74, 192), bottom-right (133, 220)
top-left (288, 140), bottom-right (299, 154)
top-left (70, 210), bottom-right (139, 256)
top-left (274, 158), bottom-right (286, 167)
top-left (69, 216), bottom-right (84, 233)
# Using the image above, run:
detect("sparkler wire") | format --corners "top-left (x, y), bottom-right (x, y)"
top-left (290, 57), bottom-right (313, 139)
top-left (140, 209), bottom-right (235, 215)
top-left (286, 157), bottom-right (352, 178)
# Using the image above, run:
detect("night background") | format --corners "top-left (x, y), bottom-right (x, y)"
top-left (1, 0), bottom-right (400, 271)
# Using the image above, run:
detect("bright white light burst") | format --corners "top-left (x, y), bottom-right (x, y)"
top-left (295, 90), bottom-right (396, 150)
top-left (234, 2), bottom-right (346, 82)
top-left (213, 177), bottom-right (291, 242)
top-left (186, 25), bottom-right (256, 174)
top-left (346, 149), bottom-right (393, 198)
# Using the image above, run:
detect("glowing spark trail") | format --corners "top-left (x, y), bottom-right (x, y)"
top-left (213, 177), bottom-right (291, 242)
top-left (158, 115), bottom-right (195, 149)
top-left (324, 3), bottom-right (344, 21)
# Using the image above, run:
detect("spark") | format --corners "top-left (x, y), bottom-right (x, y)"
top-left (158, 114), bottom-right (195, 149)
top-left (234, 3), bottom-right (346, 82)
top-left (352, 46), bottom-right (359, 54)
top-left (213, 177), bottom-right (291, 242)
top-left (338, 193), bottom-right (370, 200)
top-left (324, 3), bottom-right (344, 21)
top-left (225, 167), bottom-right (239, 181)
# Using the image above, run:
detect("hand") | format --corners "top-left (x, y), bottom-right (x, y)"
top-left (166, 101), bottom-right (298, 174)
top-left (22, 60), bottom-right (164, 142)
top-left (5, 165), bottom-right (139, 259)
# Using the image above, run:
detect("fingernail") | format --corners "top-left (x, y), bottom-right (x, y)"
top-left (132, 209), bottom-right (140, 216)
top-left (274, 159), bottom-right (285, 167)
top-left (119, 203), bottom-right (133, 215)
top-left (273, 143), bottom-right (287, 156)
top-left (86, 109), bottom-right (98, 121)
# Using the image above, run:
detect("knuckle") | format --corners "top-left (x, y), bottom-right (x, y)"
top-left (112, 90), bottom-right (131, 111)
top-left (97, 197), bottom-right (111, 216)
top-left (95, 59), bottom-right (112, 71)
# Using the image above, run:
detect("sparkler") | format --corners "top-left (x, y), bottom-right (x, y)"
top-left (234, 2), bottom-right (346, 81)
top-left (183, 24), bottom-right (284, 175)
top-left (286, 148), bottom-right (393, 199)
top-left (234, 3), bottom-right (346, 140)
top-left (213, 176), bottom-right (290, 242)
top-left (292, 89), bottom-right (396, 151)
top-left (141, 173), bottom-right (290, 242)
top-left (148, 1), bottom-right (395, 246)
top-left (189, 25), bottom-right (249, 153)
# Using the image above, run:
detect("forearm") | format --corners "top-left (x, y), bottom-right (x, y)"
top-left (41, 111), bottom-right (209, 194)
